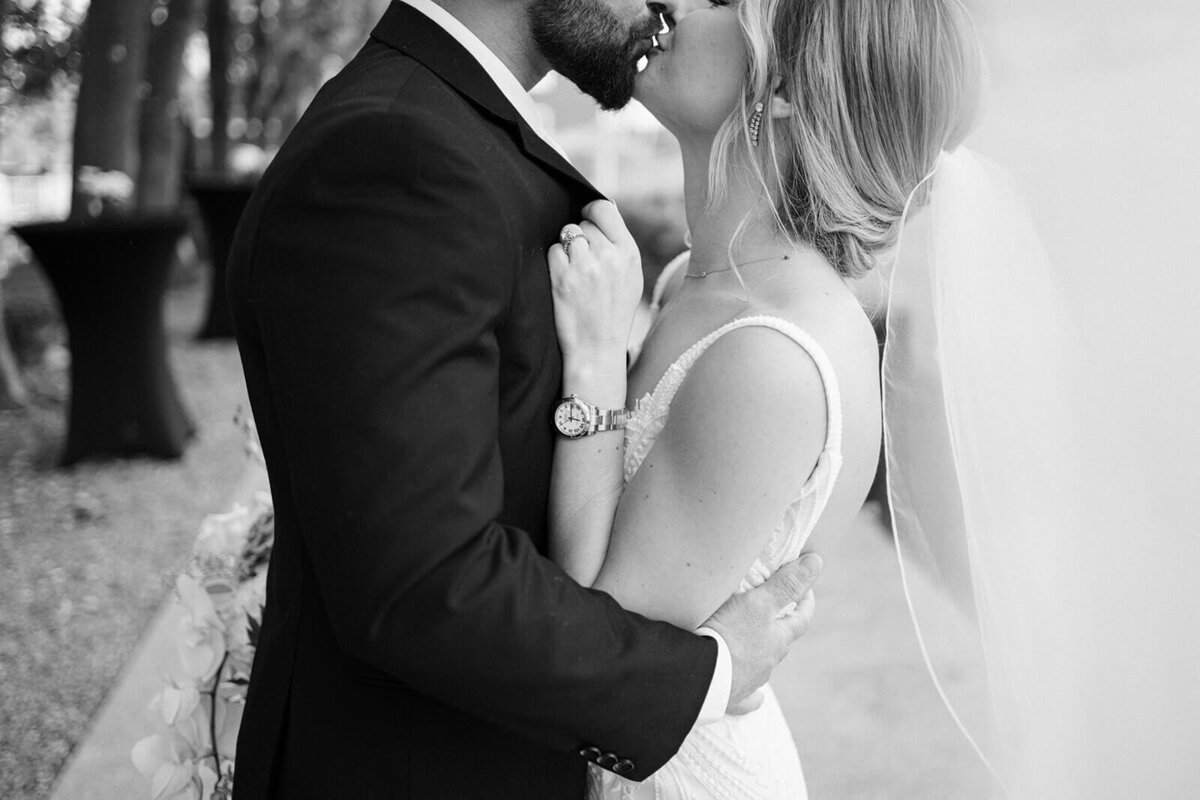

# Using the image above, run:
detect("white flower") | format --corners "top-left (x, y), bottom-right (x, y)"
top-left (145, 679), bottom-right (209, 760)
top-left (221, 607), bottom-right (253, 676)
top-left (221, 569), bottom-right (266, 673)
top-left (207, 582), bottom-right (239, 617)
top-left (236, 570), bottom-right (268, 617)
top-left (176, 575), bottom-right (221, 630)
top-left (131, 732), bottom-right (204, 800)
top-left (178, 621), bottom-right (226, 684)
top-left (150, 683), bottom-right (200, 728)
top-left (251, 490), bottom-right (273, 511)
top-left (194, 504), bottom-right (254, 558)
top-left (214, 686), bottom-right (245, 759)
top-left (176, 575), bottom-right (227, 682)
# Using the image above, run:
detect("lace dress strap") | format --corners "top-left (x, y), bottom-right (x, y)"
top-left (666, 314), bottom-right (843, 459)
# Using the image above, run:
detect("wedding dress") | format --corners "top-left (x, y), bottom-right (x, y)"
top-left (589, 257), bottom-right (843, 800)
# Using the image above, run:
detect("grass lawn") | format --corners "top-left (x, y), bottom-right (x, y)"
top-left (0, 265), bottom-right (250, 800)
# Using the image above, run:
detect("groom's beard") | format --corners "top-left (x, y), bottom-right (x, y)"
top-left (529, 0), bottom-right (659, 111)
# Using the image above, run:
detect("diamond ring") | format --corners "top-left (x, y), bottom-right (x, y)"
top-left (560, 229), bottom-right (586, 250)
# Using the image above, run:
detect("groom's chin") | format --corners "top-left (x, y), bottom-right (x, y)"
top-left (594, 90), bottom-right (635, 112)
top-left (575, 71), bottom-right (637, 111)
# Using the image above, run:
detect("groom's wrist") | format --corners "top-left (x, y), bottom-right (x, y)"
top-left (693, 627), bottom-right (732, 726)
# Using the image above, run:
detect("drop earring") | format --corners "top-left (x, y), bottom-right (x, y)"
top-left (749, 102), bottom-right (764, 147)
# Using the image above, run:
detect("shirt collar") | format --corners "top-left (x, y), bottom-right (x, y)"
top-left (397, 0), bottom-right (565, 155)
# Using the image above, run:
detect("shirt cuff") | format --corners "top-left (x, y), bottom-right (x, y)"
top-left (693, 627), bottom-right (732, 726)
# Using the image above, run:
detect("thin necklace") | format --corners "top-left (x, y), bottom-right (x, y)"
top-left (684, 253), bottom-right (791, 279)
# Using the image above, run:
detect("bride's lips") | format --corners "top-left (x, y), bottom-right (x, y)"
top-left (635, 32), bottom-right (670, 73)
top-left (631, 15), bottom-right (670, 67)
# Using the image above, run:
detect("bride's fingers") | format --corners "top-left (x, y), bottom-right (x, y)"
top-left (548, 242), bottom-right (569, 275)
top-left (559, 223), bottom-right (589, 256)
top-left (582, 199), bottom-right (632, 247)
top-left (577, 220), bottom-right (613, 258)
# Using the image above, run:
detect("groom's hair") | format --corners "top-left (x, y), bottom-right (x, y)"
top-left (710, 0), bottom-right (983, 279)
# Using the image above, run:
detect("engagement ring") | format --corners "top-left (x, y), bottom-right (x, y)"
top-left (560, 229), bottom-right (585, 250)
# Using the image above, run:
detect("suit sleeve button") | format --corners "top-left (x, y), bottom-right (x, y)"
top-left (579, 746), bottom-right (602, 761)
top-left (596, 752), bottom-right (619, 769)
top-left (613, 759), bottom-right (635, 774)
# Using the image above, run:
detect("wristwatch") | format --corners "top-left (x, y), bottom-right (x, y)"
top-left (553, 394), bottom-right (629, 439)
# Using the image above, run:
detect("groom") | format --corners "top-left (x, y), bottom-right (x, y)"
top-left (226, 0), bottom-right (822, 796)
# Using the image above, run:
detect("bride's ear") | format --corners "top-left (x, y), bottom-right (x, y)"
top-left (768, 91), bottom-right (792, 120)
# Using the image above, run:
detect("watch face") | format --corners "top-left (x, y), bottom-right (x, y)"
top-left (554, 397), bottom-right (591, 438)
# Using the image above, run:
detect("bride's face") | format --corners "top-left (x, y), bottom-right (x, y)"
top-left (634, 0), bottom-right (747, 140)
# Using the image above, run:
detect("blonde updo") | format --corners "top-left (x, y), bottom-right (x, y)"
top-left (711, 0), bottom-right (983, 278)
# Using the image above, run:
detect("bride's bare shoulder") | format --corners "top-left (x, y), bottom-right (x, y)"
top-left (751, 266), bottom-right (880, 383)
top-left (750, 266), bottom-right (883, 508)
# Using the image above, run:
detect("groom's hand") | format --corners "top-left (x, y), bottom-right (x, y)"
top-left (702, 552), bottom-right (823, 715)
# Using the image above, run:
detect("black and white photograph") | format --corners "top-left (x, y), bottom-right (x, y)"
top-left (1, 0), bottom-right (1197, 798)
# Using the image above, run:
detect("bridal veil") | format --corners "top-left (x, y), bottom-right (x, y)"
top-left (883, 141), bottom-right (1200, 797)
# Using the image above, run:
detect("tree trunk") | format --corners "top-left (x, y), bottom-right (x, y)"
top-left (207, 0), bottom-right (232, 174)
top-left (0, 283), bottom-right (28, 409)
top-left (71, 0), bottom-right (155, 217)
top-left (234, 13), bottom-right (273, 151)
top-left (137, 0), bottom-right (203, 211)
top-left (0, 1), bottom-right (26, 407)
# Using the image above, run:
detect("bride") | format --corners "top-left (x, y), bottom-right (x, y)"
top-left (545, 0), bottom-right (981, 796)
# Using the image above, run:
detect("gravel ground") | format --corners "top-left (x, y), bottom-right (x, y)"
top-left (0, 267), bottom-right (250, 800)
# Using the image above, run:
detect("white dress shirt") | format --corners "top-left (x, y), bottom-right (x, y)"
top-left (397, 0), bottom-right (733, 729)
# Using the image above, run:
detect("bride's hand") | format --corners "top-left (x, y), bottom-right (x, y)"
top-left (548, 200), bottom-right (643, 376)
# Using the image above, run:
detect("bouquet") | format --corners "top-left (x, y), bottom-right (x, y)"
top-left (133, 424), bottom-right (273, 800)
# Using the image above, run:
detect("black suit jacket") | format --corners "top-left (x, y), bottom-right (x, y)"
top-left (226, 4), bottom-right (717, 797)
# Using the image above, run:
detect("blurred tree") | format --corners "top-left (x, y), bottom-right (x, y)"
top-left (0, 0), bottom-right (385, 400)
top-left (0, 0), bottom-right (85, 103)
top-left (138, 0), bottom-right (204, 210)
top-left (70, 0), bottom-right (154, 216)
top-left (3, 0), bottom-right (390, 187)
top-left (206, 0), bottom-right (231, 173)
top-left (0, 310), bottom-right (25, 408)
top-left (67, 0), bottom-right (205, 215)
top-left (0, 0), bottom-right (85, 407)
top-left (0, 241), bottom-right (26, 406)
top-left (205, 0), bottom-right (387, 163)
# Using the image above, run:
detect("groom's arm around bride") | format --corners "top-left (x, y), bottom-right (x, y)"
top-left (224, 2), bottom-right (820, 798)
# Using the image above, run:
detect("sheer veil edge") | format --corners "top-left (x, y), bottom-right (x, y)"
top-left (878, 147), bottom-right (1200, 799)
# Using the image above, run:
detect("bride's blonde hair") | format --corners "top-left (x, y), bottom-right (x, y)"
top-left (710, 0), bottom-right (983, 278)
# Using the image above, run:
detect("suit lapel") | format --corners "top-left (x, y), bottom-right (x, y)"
top-left (371, 2), bottom-right (599, 195)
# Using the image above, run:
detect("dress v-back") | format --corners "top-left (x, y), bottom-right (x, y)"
top-left (588, 255), bottom-right (844, 800)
